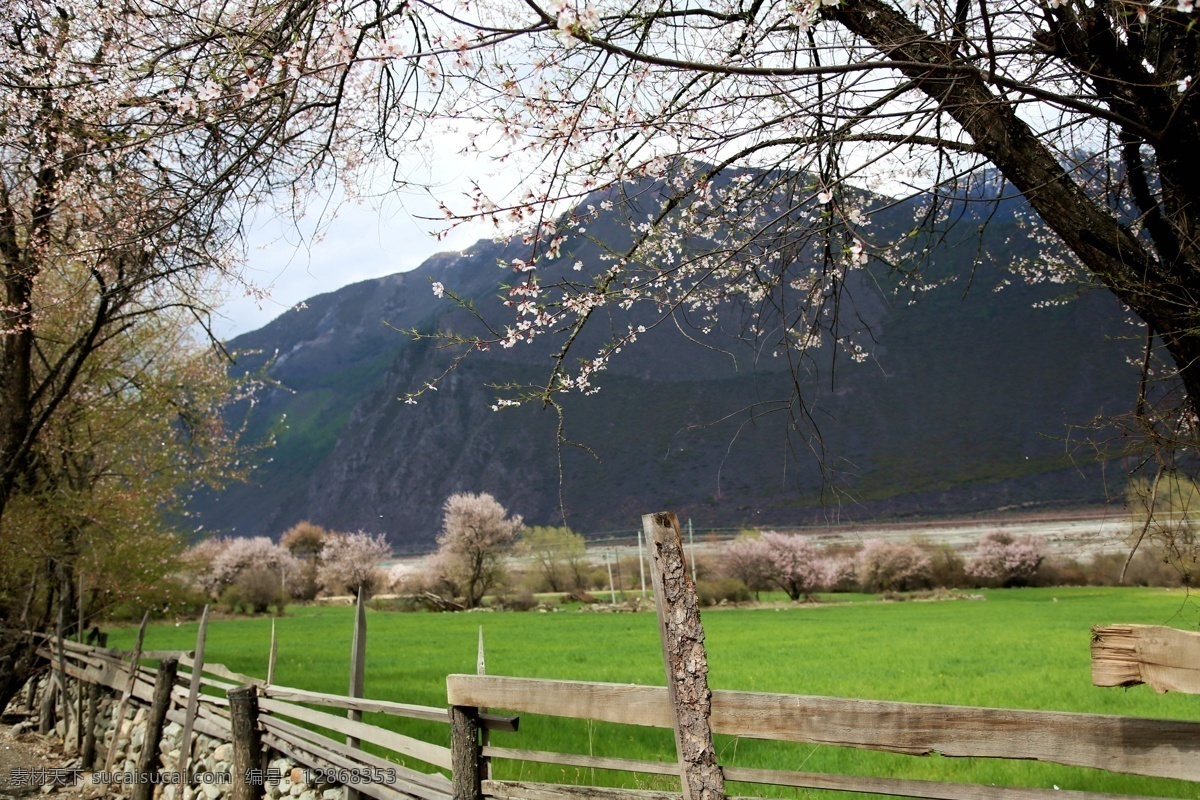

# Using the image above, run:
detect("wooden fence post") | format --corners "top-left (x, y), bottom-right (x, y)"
top-left (228, 685), bottom-right (264, 800)
top-left (177, 604), bottom-right (209, 788)
top-left (132, 658), bottom-right (178, 800)
top-left (642, 511), bottom-right (725, 800)
top-left (38, 676), bottom-right (55, 734)
top-left (75, 571), bottom-right (85, 753)
top-left (449, 705), bottom-right (482, 800)
top-left (267, 619), bottom-right (278, 686)
top-left (55, 603), bottom-right (70, 748)
top-left (346, 588), bottom-right (367, 800)
top-left (477, 627), bottom-right (490, 781)
top-left (81, 681), bottom-right (101, 769)
top-left (105, 612), bottom-right (148, 772)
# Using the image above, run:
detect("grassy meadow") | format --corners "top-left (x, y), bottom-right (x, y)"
top-left (105, 587), bottom-right (1200, 799)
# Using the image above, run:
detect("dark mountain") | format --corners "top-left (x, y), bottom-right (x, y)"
top-left (191, 195), bottom-right (1139, 550)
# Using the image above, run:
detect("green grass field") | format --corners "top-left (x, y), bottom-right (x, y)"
top-left (106, 587), bottom-right (1200, 799)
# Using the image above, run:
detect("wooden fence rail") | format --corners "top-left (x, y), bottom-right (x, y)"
top-left (447, 673), bottom-right (1200, 800)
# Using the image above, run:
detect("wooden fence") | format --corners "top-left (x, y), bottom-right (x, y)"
top-left (445, 673), bottom-right (1200, 800)
top-left (31, 632), bottom-right (519, 800)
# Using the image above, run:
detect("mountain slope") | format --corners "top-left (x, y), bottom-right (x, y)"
top-left (192, 203), bottom-right (1139, 548)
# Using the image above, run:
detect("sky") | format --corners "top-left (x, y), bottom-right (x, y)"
top-left (210, 191), bottom-right (492, 339)
top-left (210, 138), bottom-right (509, 339)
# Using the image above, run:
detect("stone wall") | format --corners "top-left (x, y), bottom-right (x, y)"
top-left (16, 673), bottom-right (346, 799)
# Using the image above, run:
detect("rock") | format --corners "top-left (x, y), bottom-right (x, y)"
top-left (322, 789), bottom-right (344, 800)
top-left (289, 767), bottom-right (305, 785)
top-left (212, 743), bottom-right (232, 763)
top-left (201, 781), bottom-right (223, 800)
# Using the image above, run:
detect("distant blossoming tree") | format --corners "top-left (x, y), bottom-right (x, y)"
top-left (760, 531), bottom-right (827, 601)
top-left (432, 493), bottom-right (523, 608)
top-left (319, 531), bottom-right (392, 597)
top-left (965, 532), bottom-right (1044, 587)
top-left (210, 537), bottom-right (299, 597)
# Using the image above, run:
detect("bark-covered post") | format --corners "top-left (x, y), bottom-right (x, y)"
top-left (449, 705), bottom-right (482, 800)
top-left (228, 684), bottom-right (264, 800)
top-left (81, 681), bottom-right (101, 768)
top-left (642, 512), bottom-right (725, 800)
top-left (38, 676), bottom-right (55, 734)
top-left (132, 658), bottom-right (178, 800)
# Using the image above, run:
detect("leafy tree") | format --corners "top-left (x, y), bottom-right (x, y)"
top-left (432, 493), bottom-right (523, 608)
top-left (0, 312), bottom-right (260, 706)
top-left (0, 0), bottom-right (416, 705)
top-left (518, 525), bottom-right (588, 592)
top-left (965, 532), bottom-right (1044, 588)
top-left (282, 522), bottom-right (332, 560)
top-left (281, 521), bottom-right (331, 600)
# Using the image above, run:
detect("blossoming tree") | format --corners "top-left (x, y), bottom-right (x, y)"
top-left (399, 0), bottom-right (1200, 478)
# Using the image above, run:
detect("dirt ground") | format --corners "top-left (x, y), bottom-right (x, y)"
top-left (0, 714), bottom-right (92, 799)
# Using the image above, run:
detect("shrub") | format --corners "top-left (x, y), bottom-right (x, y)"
top-left (491, 590), bottom-right (538, 611)
top-left (857, 540), bottom-right (932, 593)
top-left (965, 532), bottom-right (1043, 587)
top-left (234, 567), bottom-right (288, 614)
top-left (696, 578), bottom-right (752, 606)
top-left (925, 544), bottom-right (968, 589)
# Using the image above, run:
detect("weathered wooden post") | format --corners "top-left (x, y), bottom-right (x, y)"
top-left (105, 612), bottom-right (149, 772)
top-left (81, 681), bottom-right (101, 768)
top-left (228, 685), bottom-right (265, 800)
top-left (449, 704), bottom-right (482, 800)
top-left (132, 658), bottom-right (178, 800)
top-left (343, 588), bottom-right (367, 800)
top-left (81, 632), bottom-right (106, 769)
top-left (75, 571), bottom-right (85, 753)
top-left (477, 627), bottom-right (491, 781)
top-left (267, 619), bottom-right (278, 686)
top-left (642, 511), bottom-right (725, 800)
top-left (38, 676), bottom-right (55, 734)
top-left (55, 602), bottom-right (70, 748)
top-left (177, 604), bottom-right (210, 788)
